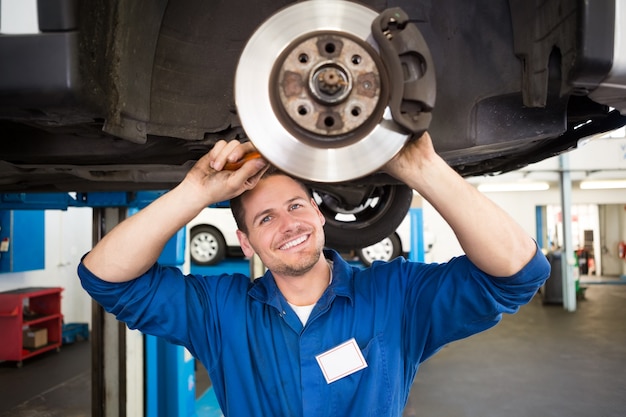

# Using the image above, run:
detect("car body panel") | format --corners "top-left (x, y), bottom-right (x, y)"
top-left (1, 1), bottom-right (625, 192)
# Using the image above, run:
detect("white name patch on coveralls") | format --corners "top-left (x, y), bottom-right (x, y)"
top-left (316, 338), bottom-right (368, 384)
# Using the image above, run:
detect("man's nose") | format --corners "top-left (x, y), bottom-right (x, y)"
top-left (279, 214), bottom-right (301, 233)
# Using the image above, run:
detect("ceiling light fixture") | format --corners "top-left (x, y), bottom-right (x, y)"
top-left (579, 180), bottom-right (626, 190)
top-left (477, 182), bottom-right (550, 192)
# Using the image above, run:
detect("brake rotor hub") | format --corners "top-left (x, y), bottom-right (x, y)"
top-left (274, 33), bottom-right (383, 139)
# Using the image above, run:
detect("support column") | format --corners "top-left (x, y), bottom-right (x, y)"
top-left (558, 154), bottom-right (577, 312)
top-left (91, 207), bottom-right (144, 416)
top-left (249, 253), bottom-right (266, 281)
top-left (409, 207), bottom-right (425, 262)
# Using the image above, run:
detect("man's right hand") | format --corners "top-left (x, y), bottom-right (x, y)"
top-left (184, 140), bottom-right (269, 208)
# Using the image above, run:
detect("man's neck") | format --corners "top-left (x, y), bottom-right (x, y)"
top-left (273, 256), bottom-right (332, 306)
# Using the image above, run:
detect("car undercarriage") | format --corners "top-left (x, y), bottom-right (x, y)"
top-left (1, 0), bottom-right (625, 248)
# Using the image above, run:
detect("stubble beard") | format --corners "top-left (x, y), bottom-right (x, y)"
top-left (273, 250), bottom-right (321, 277)
top-left (269, 232), bottom-right (325, 277)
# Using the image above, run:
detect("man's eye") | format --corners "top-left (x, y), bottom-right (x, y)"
top-left (289, 203), bottom-right (302, 211)
top-left (260, 216), bottom-right (271, 224)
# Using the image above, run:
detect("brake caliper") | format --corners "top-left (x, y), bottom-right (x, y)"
top-left (372, 7), bottom-right (436, 135)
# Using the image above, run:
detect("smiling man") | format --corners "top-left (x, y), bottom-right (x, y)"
top-left (78, 133), bottom-right (550, 416)
top-left (231, 171), bottom-right (330, 307)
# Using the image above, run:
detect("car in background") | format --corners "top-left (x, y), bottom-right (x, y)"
top-left (187, 206), bottom-right (421, 266)
top-left (2, 0), bottom-right (626, 252)
top-left (187, 206), bottom-right (242, 266)
top-left (353, 215), bottom-right (411, 266)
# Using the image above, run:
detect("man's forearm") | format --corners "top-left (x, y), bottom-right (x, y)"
top-left (412, 155), bottom-right (537, 276)
top-left (384, 133), bottom-right (537, 277)
top-left (82, 181), bottom-right (208, 283)
top-left (81, 140), bottom-right (269, 283)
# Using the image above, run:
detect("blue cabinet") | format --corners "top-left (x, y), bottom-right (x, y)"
top-left (0, 210), bottom-right (45, 273)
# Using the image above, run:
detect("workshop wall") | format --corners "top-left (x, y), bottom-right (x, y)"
top-left (0, 208), bottom-right (93, 325)
top-left (424, 190), bottom-right (626, 277)
top-left (424, 135), bottom-right (626, 274)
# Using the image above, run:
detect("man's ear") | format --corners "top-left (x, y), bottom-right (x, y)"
top-left (311, 197), bottom-right (326, 226)
top-left (236, 229), bottom-right (256, 258)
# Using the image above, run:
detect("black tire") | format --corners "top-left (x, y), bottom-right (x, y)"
top-left (315, 184), bottom-right (413, 251)
top-left (356, 233), bottom-right (403, 266)
top-left (189, 225), bottom-right (227, 266)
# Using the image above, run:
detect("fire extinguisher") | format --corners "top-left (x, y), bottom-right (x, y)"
top-left (619, 241), bottom-right (626, 259)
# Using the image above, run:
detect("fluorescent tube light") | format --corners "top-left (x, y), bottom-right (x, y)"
top-left (477, 182), bottom-right (550, 192)
top-left (1, 0), bottom-right (39, 34)
top-left (579, 180), bottom-right (626, 190)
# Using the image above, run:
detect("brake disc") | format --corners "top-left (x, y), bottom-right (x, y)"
top-left (235, 0), bottom-right (420, 182)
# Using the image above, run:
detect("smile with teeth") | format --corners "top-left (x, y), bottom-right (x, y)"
top-left (279, 235), bottom-right (309, 250)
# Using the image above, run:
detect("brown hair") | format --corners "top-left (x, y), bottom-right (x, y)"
top-left (229, 166), bottom-right (312, 234)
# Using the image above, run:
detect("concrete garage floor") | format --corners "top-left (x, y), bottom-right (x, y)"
top-left (1, 281), bottom-right (624, 417)
top-left (405, 280), bottom-right (626, 417)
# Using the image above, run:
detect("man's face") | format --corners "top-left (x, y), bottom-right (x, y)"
top-left (236, 175), bottom-right (326, 277)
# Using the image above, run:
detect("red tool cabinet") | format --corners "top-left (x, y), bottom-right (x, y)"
top-left (0, 287), bottom-right (63, 366)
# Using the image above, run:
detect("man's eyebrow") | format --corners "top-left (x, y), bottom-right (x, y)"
top-left (286, 196), bottom-right (305, 204)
